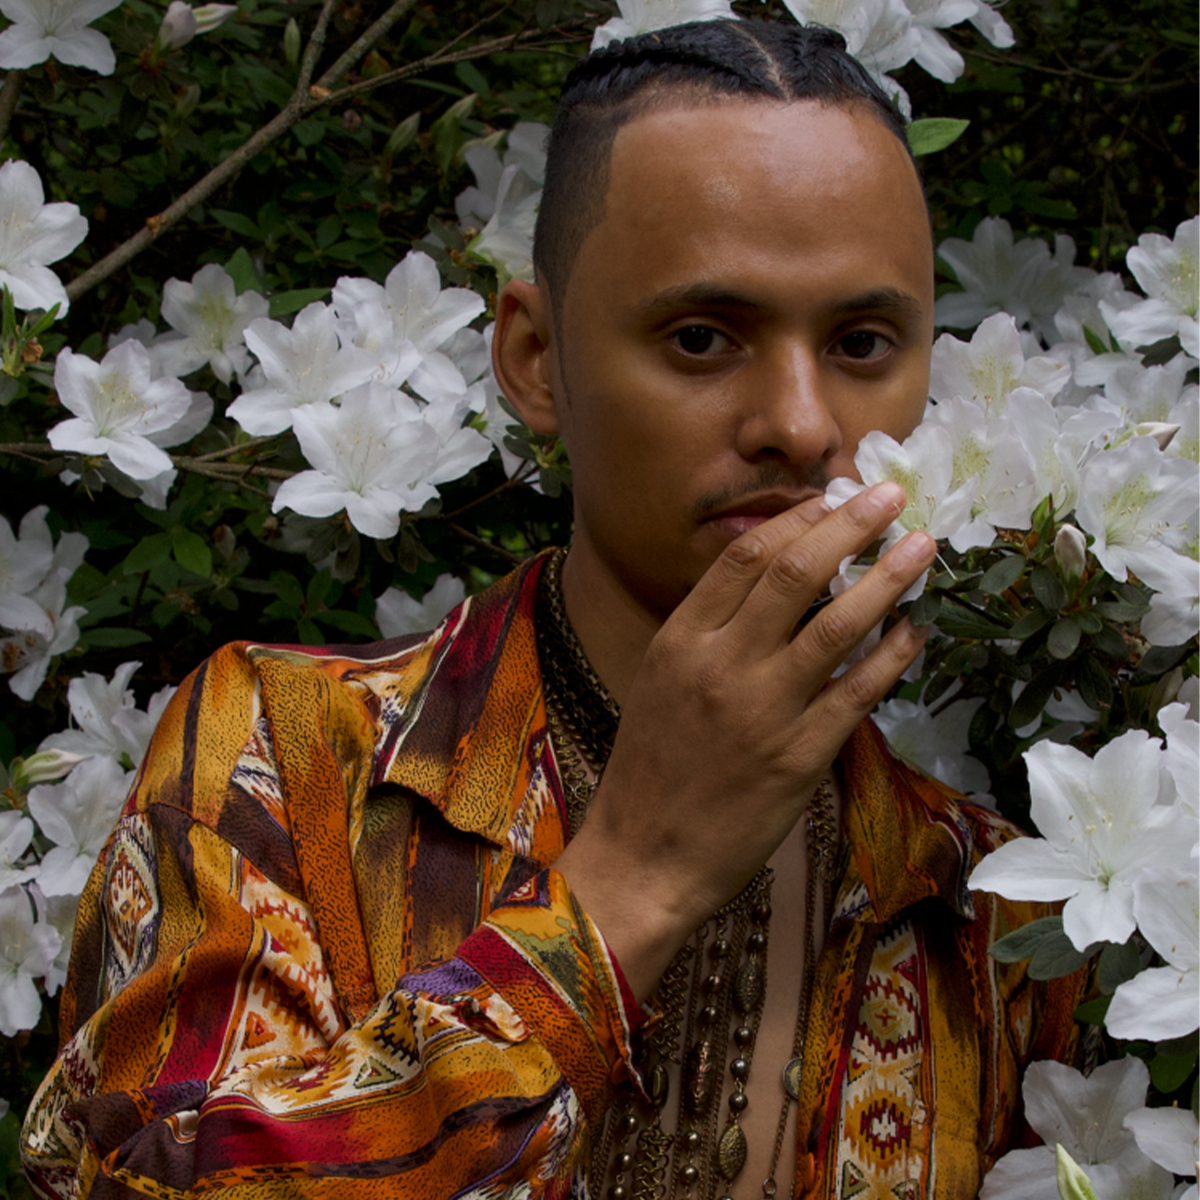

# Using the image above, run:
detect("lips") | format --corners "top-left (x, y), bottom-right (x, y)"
top-left (701, 490), bottom-right (823, 526)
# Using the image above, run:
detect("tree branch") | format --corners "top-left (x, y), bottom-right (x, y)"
top-left (314, 0), bottom-right (420, 91)
top-left (0, 70), bottom-right (24, 146)
top-left (298, 0), bottom-right (340, 92)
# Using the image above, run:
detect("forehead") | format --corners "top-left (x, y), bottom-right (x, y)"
top-left (561, 98), bottom-right (932, 325)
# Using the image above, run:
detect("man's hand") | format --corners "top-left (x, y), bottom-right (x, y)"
top-left (552, 482), bottom-right (936, 1000)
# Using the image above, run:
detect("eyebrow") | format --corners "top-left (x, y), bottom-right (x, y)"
top-left (641, 282), bottom-right (925, 321)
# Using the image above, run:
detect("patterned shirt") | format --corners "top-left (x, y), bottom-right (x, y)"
top-left (22, 552), bottom-right (1087, 1199)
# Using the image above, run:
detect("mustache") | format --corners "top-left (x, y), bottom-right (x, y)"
top-left (689, 461), bottom-right (832, 522)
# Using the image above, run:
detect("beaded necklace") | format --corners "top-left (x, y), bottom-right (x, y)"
top-left (536, 548), bottom-right (838, 1200)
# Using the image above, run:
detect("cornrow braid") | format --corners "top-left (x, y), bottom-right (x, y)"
top-left (532, 17), bottom-right (914, 329)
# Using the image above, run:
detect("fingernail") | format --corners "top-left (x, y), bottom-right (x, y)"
top-left (868, 482), bottom-right (905, 512)
top-left (896, 531), bottom-right (935, 563)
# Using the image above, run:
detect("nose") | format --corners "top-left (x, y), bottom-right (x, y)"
top-left (733, 346), bottom-right (842, 468)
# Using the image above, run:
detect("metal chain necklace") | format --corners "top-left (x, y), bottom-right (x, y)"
top-left (535, 548), bottom-right (839, 1200)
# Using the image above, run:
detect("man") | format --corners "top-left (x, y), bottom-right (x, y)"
top-left (23, 19), bottom-right (1086, 1200)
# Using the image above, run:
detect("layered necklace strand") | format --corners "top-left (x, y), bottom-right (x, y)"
top-left (536, 548), bottom-right (839, 1200)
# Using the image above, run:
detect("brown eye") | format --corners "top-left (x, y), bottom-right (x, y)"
top-left (674, 325), bottom-right (725, 355)
top-left (837, 331), bottom-right (889, 360)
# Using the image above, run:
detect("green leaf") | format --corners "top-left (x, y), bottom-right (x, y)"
top-left (1092, 623), bottom-right (1129, 660)
top-left (454, 61), bottom-right (491, 99)
top-left (269, 570), bottom-right (305, 611)
top-left (1138, 643), bottom-right (1194, 678)
top-left (212, 208), bottom-right (261, 239)
top-left (1073, 995), bottom-right (1111, 1025)
top-left (315, 214), bottom-right (342, 250)
top-left (315, 609), bottom-right (380, 638)
top-left (1097, 940), bottom-right (1141, 994)
top-left (1048, 618), bottom-right (1082, 659)
top-left (306, 568), bottom-right (335, 612)
top-left (172, 529), bottom-right (212, 578)
top-left (979, 554), bottom-right (1025, 596)
top-left (1008, 609), bottom-right (1051, 640)
top-left (268, 287), bottom-right (330, 317)
top-left (1082, 324), bottom-right (1111, 356)
top-left (908, 591), bottom-right (942, 627)
top-left (1030, 565), bottom-right (1067, 612)
top-left (990, 915), bottom-right (1098, 979)
top-left (1093, 599), bottom-right (1150, 622)
top-left (81, 626), bottom-right (154, 648)
top-left (121, 532), bottom-right (173, 576)
top-left (1078, 656), bottom-right (1114, 710)
top-left (1009, 663), bottom-right (1069, 729)
top-left (906, 117), bottom-right (970, 156)
top-left (298, 618), bottom-right (324, 645)
top-left (224, 248), bottom-right (262, 296)
top-left (934, 602), bottom-right (1008, 639)
top-left (293, 117), bottom-right (327, 147)
top-left (1150, 1051), bottom-right (1198, 1094)
top-left (385, 112), bottom-right (420, 156)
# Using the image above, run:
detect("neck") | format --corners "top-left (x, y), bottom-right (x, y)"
top-left (558, 538), bottom-right (666, 708)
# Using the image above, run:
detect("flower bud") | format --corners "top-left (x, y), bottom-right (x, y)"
top-left (192, 3), bottom-right (237, 34)
top-left (1055, 1144), bottom-right (1098, 1200)
top-left (10, 749), bottom-right (83, 793)
top-left (1054, 524), bottom-right (1087, 583)
top-left (175, 82), bottom-right (201, 119)
top-left (157, 1), bottom-right (198, 50)
top-left (284, 17), bottom-right (301, 67)
top-left (1133, 421), bottom-right (1181, 451)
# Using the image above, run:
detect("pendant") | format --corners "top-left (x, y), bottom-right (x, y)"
top-left (717, 1121), bottom-right (747, 1180)
top-left (734, 960), bottom-right (762, 1014)
top-left (683, 1039), bottom-right (716, 1116)
top-left (782, 1056), bottom-right (804, 1100)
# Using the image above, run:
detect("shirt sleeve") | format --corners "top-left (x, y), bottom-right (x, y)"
top-left (20, 645), bottom-right (643, 1200)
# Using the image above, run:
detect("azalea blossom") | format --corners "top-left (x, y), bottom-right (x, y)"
top-left (1092, 354), bottom-right (1193, 431)
top-left (1054, 269), bottom-right (1139, 351)
top-left (32, 886), bottom-right (76, 996)
top-left (980, 1058), bottom-right (1173, 1200)
top-left (0, 573), bottom-right (87, 698)
top-left (872, 693), bottom-right (991, 795)
top-left (0, 512), bottom-right (54, 639)
top-left (468, 163), bottom-right (540, 285)
top-left (1105, 868), bottom-right (1199, 1041)
top-left (591, 0), bottom-right (735, 50)
top-left (331, 252), bottom-right (485, 400)
top-left (40, 661), bottom-right (175, 769)
top-left (0, 0), bottom-right (123, 74)
top-left (1123, 1106), bottom-right (1199, 1180)
top-left (0, 158), bottom-right (88, 314)
top-left (28, 754), bottom-right (133, 898)
top-left (155, 1), bottom-right (236, 50)
top-left (272, 384), bottom-right (442, 540)
top-left (456, 122), bottom-right (548, 232)
top-left (48, 340), bottom-right (194, 480)
top-left (929, 312), bottom-right (1070, 415)
top-left (1102, 217), bottom-right (1199, 359)
top-left (1074, 435), bottom-right (1198, 582)
top-left (376, 574), bottom-right (467, 639)
top-left (1137, 544), bottom-right (1200, 648)
top-left (1158, 701), bottom-right (1200, 817)
top-left (968, 729), bottom-right (1195, 949)
top-left (227, 302), bottom-right (379, 435)
top-left (154, 263), bottom-right (269, 384)
top-left (0, 809), bottom-right (38, 892)
top-left (0, 886), bottom-right (61, 1037)
top-left (935, 218), bottom-right (1090, 342)
top-left (411, 381), bottom-right (495, 492)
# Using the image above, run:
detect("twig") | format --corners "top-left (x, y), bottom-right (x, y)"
top-left (298, 0), bottom-right (340, 92)
top-left (433, 463), bottom-right (538, 521)
top-left (0, 69), bottom-right (24, 145)
top-left (447, 521), bottom-right (524, 564)
top-left (190, 435), bottom-right (280, 461)
top-left (314, 0), bottom-right (420, 90)
top-left (173, 457), bottom-right (294, 480)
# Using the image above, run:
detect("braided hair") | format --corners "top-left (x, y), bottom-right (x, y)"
top-left (532, 18), bottom-right (914, 322)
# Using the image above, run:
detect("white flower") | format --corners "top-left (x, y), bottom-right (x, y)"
top-left (964, 0), bottom-right (1013, 47)
top-left (784, 0), bottom-right (921, 114)
top-left (0, 158), bottom-right (87, 314)
top-left (1102, 217), bottom-right (1199, 359)
top-left (873, 693), bottom-right (991, 794)
top-left (227, 302), bottom-right (379, 435)
top-left (980, 1058), bottom-right (1172, 1200)
top-left (1123, 1107), bottom-right (1198, 1179)
top-left (591, 0), bottom-right (735, 49)
top-left (272, 384), bottom-right (442, 540)
top-left (825, 422), bottom-right (978, 566)
top-left (1106, 869), bottom-right (1199, 1041)
top-left (0, 809), bottom-right (38, 892)
top-left (1074, 436), bottom-right (1198, 582)
top-left (155, 1), bottom-right (234, 49)
top-left (1137, 546), bottom-right (1200, 648)
top-left (968, 729), bottom-right (1195, 950)
top-left (32, 886), bottom-right (76, 996)
top-left (935, 219), bottom-right (1089, 342)
top-left (376, 574), bottom-right (467, 638)
top-left (1054, 524), bottom-right (1088, 582)
top-left (0, 886), bottom-right (60, 1037)
top-left (923, 396), bottom-right (1038, 546)
top-left (1093, 355), bottom-right (1193, 433)
top-left (40, 661), bottom-right (175, 769)
top-left (0, 573), bottom-right (86, 699)
top-left (0, 0), bottom-right (122, 74)
top-left (456, 122), bottom-right (548, 231)
top-left (8, 747), bottom-right (82, 791)
top-left (1055, 270), bottom-right (1140, 350)
top-left (930, 312), bottom-right (1071, 415)
top-left (154, 263), bottom-right (269, 384)
top-left (28, 755), bottom-right (132, 898)
top-left (48, 340), bottom-right (194, 479)
top-left (331, 252), bottom-right (485, 401)
top-left (468, 163), bottom-right (540, 286)
top-left (412, 381), bottom-right (494, 491)
top-left (1158, 701), bottom-right (1199, 817)
top-left (0, 511), bottom-right (54, 638)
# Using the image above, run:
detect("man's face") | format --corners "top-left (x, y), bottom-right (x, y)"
top-left (547, 98), bottom-right (934, 622)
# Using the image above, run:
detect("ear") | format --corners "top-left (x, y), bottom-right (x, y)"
top-left (492, 279), bottom-right (561, 435)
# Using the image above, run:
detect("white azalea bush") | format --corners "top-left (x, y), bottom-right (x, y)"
top-left (0, 0), bottom-right (1195, 1194)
